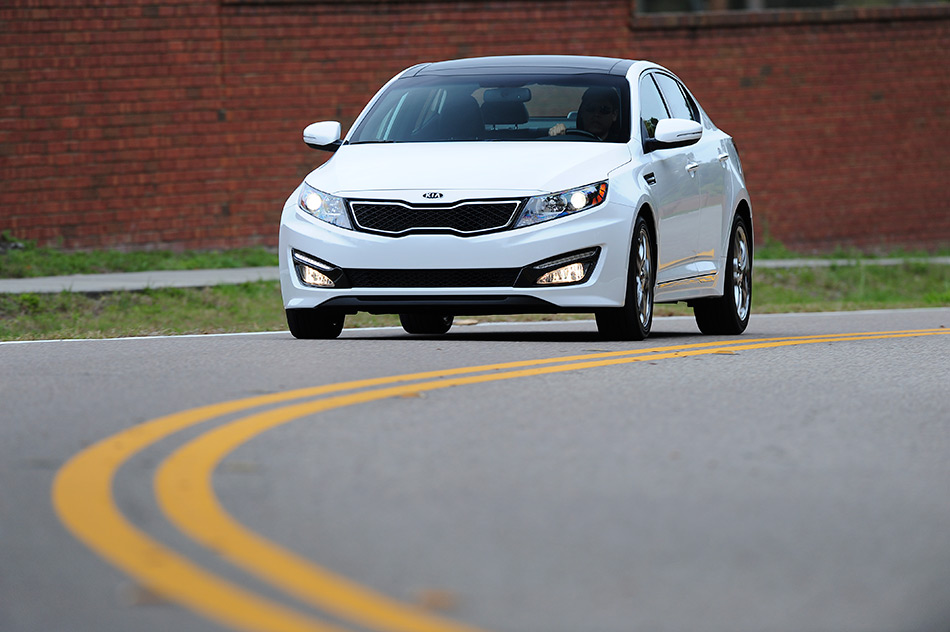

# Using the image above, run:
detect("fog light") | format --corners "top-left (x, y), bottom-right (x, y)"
top-left (300, 265), bottom-right (335, 287)
top-left (292, 250), bottom-right (349, 289)
top-left (514, 247), bottom-right (600, 288)
top-left (536, 262), bottom-right (587, 285)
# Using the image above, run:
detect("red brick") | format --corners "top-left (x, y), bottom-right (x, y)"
top-left (1, 0), bottom-right (947, 252)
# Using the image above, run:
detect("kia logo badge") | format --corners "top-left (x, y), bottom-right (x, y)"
top-left (422, 192), bottom-right (444, 199)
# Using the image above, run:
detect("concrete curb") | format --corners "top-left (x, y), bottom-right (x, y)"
top-left (0, 267), bottom-right (279, 294)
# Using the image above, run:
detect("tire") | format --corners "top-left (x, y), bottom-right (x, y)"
top-left (399, 313), bottom-right (454, 335)
top-left (595, 215), bottom-right (655, 341)
top-left (693, 214), bottom-right (752, 335)
top-left (286, 308), bottom-right (345, 339)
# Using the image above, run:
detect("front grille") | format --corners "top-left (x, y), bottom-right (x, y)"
top-left (349, 200), bottom-right (522, 235)
top-left (345, 268), bottom-right (520, 288)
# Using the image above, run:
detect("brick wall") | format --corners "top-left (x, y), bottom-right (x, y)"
top-left (2, 1), bottom-right (236, 249)
top-left (629, 6), bottom-right (950, 252)
top-left (2, 0), bottom-right (947, 253)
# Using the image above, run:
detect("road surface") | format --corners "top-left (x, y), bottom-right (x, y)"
top-left (2, 309), bottom-right (949, 632)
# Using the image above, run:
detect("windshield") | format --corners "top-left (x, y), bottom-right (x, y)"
top-left (349, 73), bottom-right (631, 144)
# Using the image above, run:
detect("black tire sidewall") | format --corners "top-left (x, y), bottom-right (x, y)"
top-left (596, 214), bottom-right (654, 340)
top-left (693, 214), bottom-right (751, 335)
top-left (725, 215), bottom-right (752, 332)
top-left (399, 313), bottom-right (454, 335)
top-left (286, 308), bottom-right (344, 339)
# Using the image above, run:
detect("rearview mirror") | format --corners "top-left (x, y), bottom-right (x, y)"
top-left (483, 87), bottom-right (532, 103)
top-left (646, 118), bottom-right (703, 151)
top-left (303, 121), bottom-right (342, 152)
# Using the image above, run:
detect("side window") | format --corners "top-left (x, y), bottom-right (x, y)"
top-left (681, 87), bottom-right (701, 123)
top-left (639, 74), bottom-right (669, 141)
top-left (654, 74), bottom-right (698, 122)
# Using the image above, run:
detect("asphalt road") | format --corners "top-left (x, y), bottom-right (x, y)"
top-left (2, 309), bottom-right (949, 632)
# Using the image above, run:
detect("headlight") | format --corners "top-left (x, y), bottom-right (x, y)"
top-left (515, 182), bottom-right (607, 229)
top-left (297, 183), bottom-right (352, 230)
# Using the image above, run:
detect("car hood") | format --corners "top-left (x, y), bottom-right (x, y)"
top-left (306, 142), bottom-right (632, 203)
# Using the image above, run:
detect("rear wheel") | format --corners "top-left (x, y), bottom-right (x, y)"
top-left (286, 308), bottom-right (345, 339)
top-left (596, 215), bottom-right (654, 341)
top-left (399, 313), bottom-right (454, 335)
top-left (693, 215), bottom-right (752, 335)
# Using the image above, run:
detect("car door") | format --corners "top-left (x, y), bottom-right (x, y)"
top-left (654, 73), bottom-right (725, 279)
top-left (639, 73), bottom-right (701, 286)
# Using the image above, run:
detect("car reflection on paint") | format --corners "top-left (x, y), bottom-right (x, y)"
top-left (278, 55), bottom-right (752, 340)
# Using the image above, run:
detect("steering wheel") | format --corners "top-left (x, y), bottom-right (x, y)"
top-left (565, 128), bottom-right (600, 140)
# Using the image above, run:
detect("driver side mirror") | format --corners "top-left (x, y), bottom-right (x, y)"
top-left (303, 121), bottom-right (343, 152)
top-left (645, 118), bottom-right (703, 152)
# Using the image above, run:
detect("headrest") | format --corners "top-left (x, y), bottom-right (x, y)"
top-left (439, 95), bottom-right (484, 140)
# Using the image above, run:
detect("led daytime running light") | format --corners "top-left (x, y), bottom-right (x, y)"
top-left (534, 249), bottom-right (599, 271)
top-left (292, 250), bottom-right (333, 271)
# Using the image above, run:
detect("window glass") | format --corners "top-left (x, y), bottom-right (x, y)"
top-left (638, 0), bottom-right (932, 14)
top-left (681, 87), bottom-right (702, 123)
top-left (654, 74), bottom-right (697, 122)
top-left (350, 74), bottom-right (630, 144)
top-left (639, 74), bottom-right (669, 140)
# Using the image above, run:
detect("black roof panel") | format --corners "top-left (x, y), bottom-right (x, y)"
top-left (411, 55), bottom-right (636, 77)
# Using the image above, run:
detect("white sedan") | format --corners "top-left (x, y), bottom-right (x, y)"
top-left (279, 55), bottom-right (752, 339)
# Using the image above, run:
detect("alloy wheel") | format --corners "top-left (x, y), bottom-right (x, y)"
top-left (732, 223), bottom-right (751, 322)
top-left (636, 225), bottom-right (654, 328)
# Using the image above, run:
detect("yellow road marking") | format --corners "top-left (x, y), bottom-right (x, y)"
top-left (156, 329), bottom-right (949, 631)
top-left (52, 404), bottom-right (354, 632)
top-left (54, 329), bottom-right (949, 632)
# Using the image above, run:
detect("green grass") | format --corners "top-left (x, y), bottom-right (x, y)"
top-left (0, 234), bottom-right (277, 279)
top-left (754, 262), bottom-right (950, 311)
top-left (754, 235), bottom-right (950, 261)
top-left (1, 238), bottom-right (947, 341)
top-left (0, 283), bottom-right (284, 340)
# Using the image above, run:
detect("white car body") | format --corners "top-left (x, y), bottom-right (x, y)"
top-left (279, 55), bottom-right (752, 339)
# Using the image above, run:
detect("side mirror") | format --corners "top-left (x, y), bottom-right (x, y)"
top-left (645, 118), bottom-right (703, 152)
top-left (303, 121), bottom-right (342, 152)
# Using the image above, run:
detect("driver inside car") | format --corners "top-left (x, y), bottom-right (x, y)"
top-left (548, 86), bottom-right (621, 141)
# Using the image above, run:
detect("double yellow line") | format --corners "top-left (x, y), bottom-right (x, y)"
top-left (53, 328), bottom-right (948, 632)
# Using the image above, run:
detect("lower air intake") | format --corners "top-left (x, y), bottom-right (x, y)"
top-left (345, 268), bottom-right (520, 288)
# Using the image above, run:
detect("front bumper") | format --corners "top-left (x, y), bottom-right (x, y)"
top-left (278, 191), bottom-right (637, 313)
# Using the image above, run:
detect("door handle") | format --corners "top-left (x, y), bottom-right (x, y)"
top-left (718, 153), bottom-right (729, 162)
top-left (686, 162), bottom-right (700, 174)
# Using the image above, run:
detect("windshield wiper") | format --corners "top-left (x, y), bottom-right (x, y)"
top-left (349, 140), bottom-right (399, 145)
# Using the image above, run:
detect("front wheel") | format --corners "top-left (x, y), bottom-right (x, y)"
top-left (286, 308), bottom-right (344, 339)
top-left (399, 313), bottom-right (454, 335)
top-left (596, 216), bottom-right (654, 341)
top-left (693, 215), bottom-right (752, 335)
